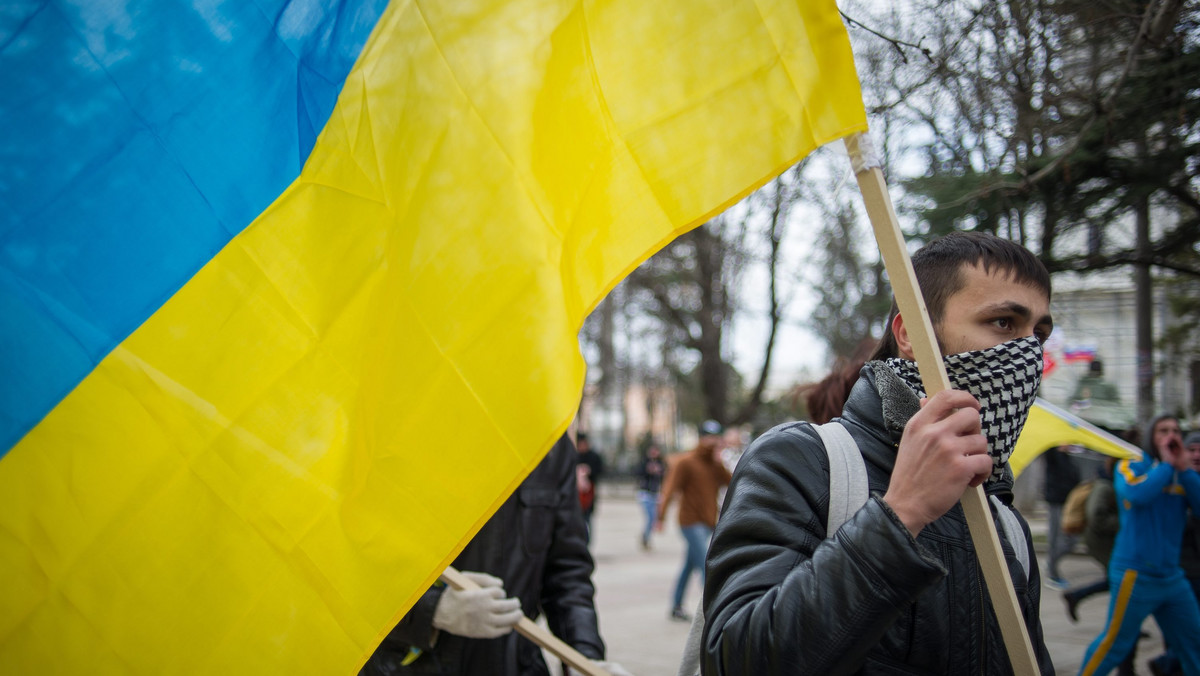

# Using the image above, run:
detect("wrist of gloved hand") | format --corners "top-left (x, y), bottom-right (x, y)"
top-left (431, 571), bottom-right (523, 639)
top-left (594, 660), bottom-right (635, 676)
top-left (568, 661), bottom-right (634, 676)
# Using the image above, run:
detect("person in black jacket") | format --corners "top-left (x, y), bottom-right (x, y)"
top-left (637, 443), bottom-right (666, 550)
top-left (1043, 445), bottom-right (1082, 588)
top-left (576, 432), bottom-right (605, 539)
top-left (360, 434), bottom-right (629, 676)
top-left (703, 232), bottom-right (1056, 674)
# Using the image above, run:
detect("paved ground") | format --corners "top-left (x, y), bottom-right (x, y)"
top-left (571, 492), bottom-right (1165, 676)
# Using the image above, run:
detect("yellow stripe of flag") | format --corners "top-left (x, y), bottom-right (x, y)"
top-left (0, 0), bottom-right (866, 672)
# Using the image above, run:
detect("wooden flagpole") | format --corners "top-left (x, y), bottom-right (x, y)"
top-left (440, 566), bottom-right (612, 676)
top-left (844, 134), bottom-right (1039, 673)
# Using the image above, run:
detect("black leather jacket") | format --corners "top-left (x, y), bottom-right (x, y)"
top-left (361, 436), bottom-right (604, 675)
top-left (702, 363), bottom-right (1054, 675)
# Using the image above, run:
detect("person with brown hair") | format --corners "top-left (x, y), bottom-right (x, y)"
top-left (803, 358), bottom-right (867, 425)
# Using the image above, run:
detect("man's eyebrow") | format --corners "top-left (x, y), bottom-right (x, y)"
top-left (978, 301), bottom-right (1033, 319)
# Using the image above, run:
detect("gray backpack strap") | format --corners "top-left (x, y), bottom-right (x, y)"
top-left (813, 421), bottom-right (869, 535)
top-left (675, 422), bottom-right (869, 676)
top-left (989, 494), bottom-right (1030, 579)
top-left (676, 602), bottom-right (705, 676)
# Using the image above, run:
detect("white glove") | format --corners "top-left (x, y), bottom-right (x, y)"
top-left (431, 571), bottom-right (523, 639)
top-left (593, 661), bottom-right (635, 676)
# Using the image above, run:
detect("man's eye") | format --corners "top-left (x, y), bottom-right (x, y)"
top-left (992, 318), bottom-right (1013, 330)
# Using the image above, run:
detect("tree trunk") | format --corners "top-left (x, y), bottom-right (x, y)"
top-left (1134, 189), bottom-right (1154, 425)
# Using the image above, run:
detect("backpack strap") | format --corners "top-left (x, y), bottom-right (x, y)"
top-left (676, 422), bottom-right (868, 676)
top-left (812, 421), bottom-right (870, 535)
top-left (676, 604), bottom-right (705, 676)
top-left (989, 494), bottom-right (1030, 580)
top-left (812, 422), bottom-right (1030, 580)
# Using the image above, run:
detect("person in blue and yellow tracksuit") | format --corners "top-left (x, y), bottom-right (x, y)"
top-left (1079, 415), bottom-right (1200, 676)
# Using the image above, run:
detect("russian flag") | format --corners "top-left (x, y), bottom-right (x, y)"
top-left (1063, 346), bottom-right (1098, 363)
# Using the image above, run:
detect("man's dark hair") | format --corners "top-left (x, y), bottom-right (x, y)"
top-left (869, 232), bottom-right (1051, 361)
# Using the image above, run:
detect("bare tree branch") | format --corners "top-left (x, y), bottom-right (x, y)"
top-left (840, 11), bottom-right (934, 64)
top-left (937, 0), bottom-right (1162, 209)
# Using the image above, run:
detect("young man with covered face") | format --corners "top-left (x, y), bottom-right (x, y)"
top-left (702, 232), bottom-right (1056, 674)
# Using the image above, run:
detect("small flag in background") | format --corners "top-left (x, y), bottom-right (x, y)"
top-left (1063, 346), bottom-right (1099, 363)
top-left (0, 0), bottom-right (866, 672)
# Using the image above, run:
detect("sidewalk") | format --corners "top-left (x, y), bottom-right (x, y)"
top-left (580, 495), bottom-right (1164, 676)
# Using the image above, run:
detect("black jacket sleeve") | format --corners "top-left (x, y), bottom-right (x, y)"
top-left (540, 440), bottom-right (605, 660)
top-left (701, 426), bottom-right (946, 676)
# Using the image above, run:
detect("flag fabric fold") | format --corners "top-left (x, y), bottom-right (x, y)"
top-left (0, 0), bottom-right (866, 672)
top-left (1010, 398), bottom-right (1142, 477)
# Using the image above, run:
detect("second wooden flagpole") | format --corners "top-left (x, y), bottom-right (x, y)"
top-left (844, 134), bottom-right (1039, 674)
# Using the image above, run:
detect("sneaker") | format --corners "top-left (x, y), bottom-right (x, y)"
top-left (1045, 577), bottom-right (1068, 591)
top-left (1063, 593), bottom-right (1079, 623)
top-left (670, 607), bottom-right (691, 622)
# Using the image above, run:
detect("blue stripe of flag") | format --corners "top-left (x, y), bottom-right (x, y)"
top-left (0, 0), bottom-right (390, 455)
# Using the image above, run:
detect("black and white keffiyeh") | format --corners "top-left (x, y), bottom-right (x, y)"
top-left (885, 335), bottom-right (1043, 480)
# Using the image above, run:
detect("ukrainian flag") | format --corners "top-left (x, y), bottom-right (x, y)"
top-left (0, 1), bottom-right (866, 672)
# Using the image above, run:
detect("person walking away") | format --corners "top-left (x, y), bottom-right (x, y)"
top-left (657, 420), bottom-right (730, 621)
top-left (1078, 416), bottom-right (1200, 675)
top-left (637, 443), bottom-right (665, 550)
top-left (702, 232), bottom-right (1056, 674)
top-left (1148, 430), bottom-right (1200, 676)
top-left (1045, 445), bottom-right (1083, 589)
top-left (360, 434), bottom-right (630, 676)
top-left (575, 432), bottom-right (604, 540)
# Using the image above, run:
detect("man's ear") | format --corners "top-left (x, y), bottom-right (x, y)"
top-left (893, 313), bottom-right (916, 360)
